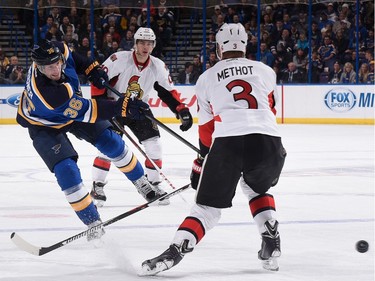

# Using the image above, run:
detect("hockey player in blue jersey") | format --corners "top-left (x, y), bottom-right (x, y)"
top-left (16, 39), bottom-right (165, 240)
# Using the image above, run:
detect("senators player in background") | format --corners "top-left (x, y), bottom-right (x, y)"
top-left (90, 27), bottom-right (193, 207)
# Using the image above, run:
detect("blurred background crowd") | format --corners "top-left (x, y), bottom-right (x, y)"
top-left (0, 0), bottom-right (373, 85)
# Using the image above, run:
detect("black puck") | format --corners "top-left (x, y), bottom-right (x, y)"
top-left (356, 240), bottom-right (369, 253)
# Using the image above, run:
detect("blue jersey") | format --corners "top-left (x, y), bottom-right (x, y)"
top-left (17, 42), bottom-right (99, 129)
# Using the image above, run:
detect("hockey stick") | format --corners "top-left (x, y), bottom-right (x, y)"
top-left (10, 183), bottom-right (191, 256)
top-left (112, 117), bottom-right (179, 191)
top-left (102, 81), bottom-right (201, 154)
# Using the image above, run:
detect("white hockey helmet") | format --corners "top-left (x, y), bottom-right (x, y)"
top-left (216, 23), bottom-right (247, 59)
top-left (134, 27), bottom-right (156, 46)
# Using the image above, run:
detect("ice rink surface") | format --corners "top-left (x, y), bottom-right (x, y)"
top-left (0, 123), bottom-right (374, 281)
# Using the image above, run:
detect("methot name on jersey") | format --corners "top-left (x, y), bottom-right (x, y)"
top-left (217, 65), bottom-right (253, 82)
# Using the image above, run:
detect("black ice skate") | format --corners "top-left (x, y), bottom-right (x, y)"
top-left (150, 181), bottom-right (170, 205)
top-left (258, 219), bottom-right (281, 271)
top-left (141, 240), bottom-right (193, 275)
top-left (90, 181), bottom-right (107, 207)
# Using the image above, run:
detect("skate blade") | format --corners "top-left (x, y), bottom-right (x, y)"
top-left (93, 199), bottom-right (105, 208)
top-left (261, 250), bottom-right (281, 271)
top-left (158, 198), bottom-right (170, 206)
top-left (140, 261), bottom-right (171, 276)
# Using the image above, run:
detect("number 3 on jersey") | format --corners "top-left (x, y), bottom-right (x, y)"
top-left (226, 79), bottom-right (258, 109)
top-left (226, 79), bottom-right (276, 114)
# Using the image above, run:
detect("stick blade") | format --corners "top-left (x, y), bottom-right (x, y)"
top-left (10, 232), bottom-right (42, 256)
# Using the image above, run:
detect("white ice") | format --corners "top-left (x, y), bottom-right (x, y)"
top-left (0, 123), bottom-right (374, 281)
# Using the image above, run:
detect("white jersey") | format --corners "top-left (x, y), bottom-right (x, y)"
top-left (195, 57), bottom-right (280, 139)
top-left (100, 51), bottom-right (175, 102)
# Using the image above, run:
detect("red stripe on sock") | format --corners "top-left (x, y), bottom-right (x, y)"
top-left (145, 159), bottom-right (162, 169)
top-left (178, 216), bottom-right (205, 243)
top-left (249, 194), bottom-right (275, 216)
top-left (93, 157), bottom-right (111, 170)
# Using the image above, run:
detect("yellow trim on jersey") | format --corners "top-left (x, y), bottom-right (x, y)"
top-left (30, 67), bottom-right (54, 110)
top-left (118, 155), bottom-right (138, 173)
top-left (62, 43), bottom-right (69, 60)
top-left (90, 99), bottom-right (98, 122)
top-left (70, 193), bottom-right (92, 211)
top-left (62, 82), bottom-right (74, 98)
top-left (17, 92), bottom-right (74, 128)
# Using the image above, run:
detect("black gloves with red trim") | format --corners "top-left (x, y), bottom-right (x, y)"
top-left (153, 81), bottom-right (193, 131)
top-left (190, 155), bottom-right (204, 190)
top-left (86, 61), bottom-right (108, 89)
top-left (176, 103), bottom-right (193, 131)
top-left (116, 94), bottom-right (150, 120)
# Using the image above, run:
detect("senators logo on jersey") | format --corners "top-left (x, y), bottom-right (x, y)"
top-left (126, 75), bottom-right (144, 99)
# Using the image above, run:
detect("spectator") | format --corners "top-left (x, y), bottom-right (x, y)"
top-left (106, 26), bottom-right (121, 44)
top-left (246, 35), bottom-right (258, 60)
top-left (101, 5), bottom-right (123, 33)
top-left (177, 62), bottom-right (199, 85)
top-left (295, 32), bottom-right (309, 54)
top-left (326, 3), bottom-right (337, 22)
top-left (208, 52), bottom-right (218, 67)
top-left (367, 61), bottom-right (374, 84)
top-left (45, 23), bottom-right (63, 42)
top-left (358, 63), bottom-right (370, 83)
top-left (154, 5), bottom-right (173, 48)
top-left (259, 42), bottom-right (274, 67)
top-left (306, 50), bottom-right (324, 83)
top-left (0, 48), bottom-right (10, 75)
top-left (211, 14), bottom-right (225, 34)
top-left (339, 62), bottom-right (356, 83)
top-left (280, 62), bottom-right (305, 83)
top-left (318, 35), bottom-right (337, 72)
top-left (59, 16), bottom-right (75, 36)
top-left (76, 37), bottom-right (91, 57)
top-left (328, 61), bottom-right (343, 84)
top-left (119, 30), bottom-right (134, 51)
top-left (63, 31), bottom-right (79, 51)
top-left (40, 16), bottom-right (54, 40)
top-left (4, 56), bottom-right (21, 79)
top-left (333, 29), bottom-right (350, 64)
top-left (137, 8), bottom-right (148, 27)
top-left (206, 31), bottom-right (216, 54)
top-left (192, 55), bottom-right (203, 76)
top-left (293, 48), bottom-right (308, 73)
top-left (101, 33), bottom-right (115, 59)
top-left (211, 5), bottom-right (224, 26)
top-left (9, 65), bottom-right (26, 84)
top-left (49, 7), bottom-right (61, 28)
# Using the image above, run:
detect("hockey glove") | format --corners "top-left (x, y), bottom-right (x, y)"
top-left (176, 104), bottom-right (193, 131)
top-left (190, 156), bottom-right (204, 190)
top-left (117, 95), bottom-right (150, 120)
top-left (86, 62), bottom-right (108, 89)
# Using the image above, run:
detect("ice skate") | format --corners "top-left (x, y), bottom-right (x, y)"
top-left (141, 240), bottom-right (193, 276)
top-left (133, 176), bottom-right (168, 204)
top-left (90, 181), bottom-right (107, 207)
top-left (87, 219), bottom-right (105, 242)
top-left (150, 181), bottom-right (170, 205)
top-left (258, 219), bottom-right (281, 271)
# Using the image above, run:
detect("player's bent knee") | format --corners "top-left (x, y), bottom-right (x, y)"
top-left (95, 128), bottom-right (124, 158)
top-left (54, 158), bottom-right (82, 191)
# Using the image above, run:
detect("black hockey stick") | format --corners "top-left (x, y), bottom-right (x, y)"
top-left (10, 183), bottom-right (191, 256)
top-left (101, 81), bottom-right (201, 154)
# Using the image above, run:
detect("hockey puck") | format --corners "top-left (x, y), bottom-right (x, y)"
top-left (356, 240), bottom-right (369, 253)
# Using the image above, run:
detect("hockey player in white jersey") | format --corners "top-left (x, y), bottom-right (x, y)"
top-left (141, 23), bottom-right (286, 275)
top-left (90, 27), bottom-right (193, 206)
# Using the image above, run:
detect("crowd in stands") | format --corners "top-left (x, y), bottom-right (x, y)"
top-left (0, 1), bottom-right (374, 85)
